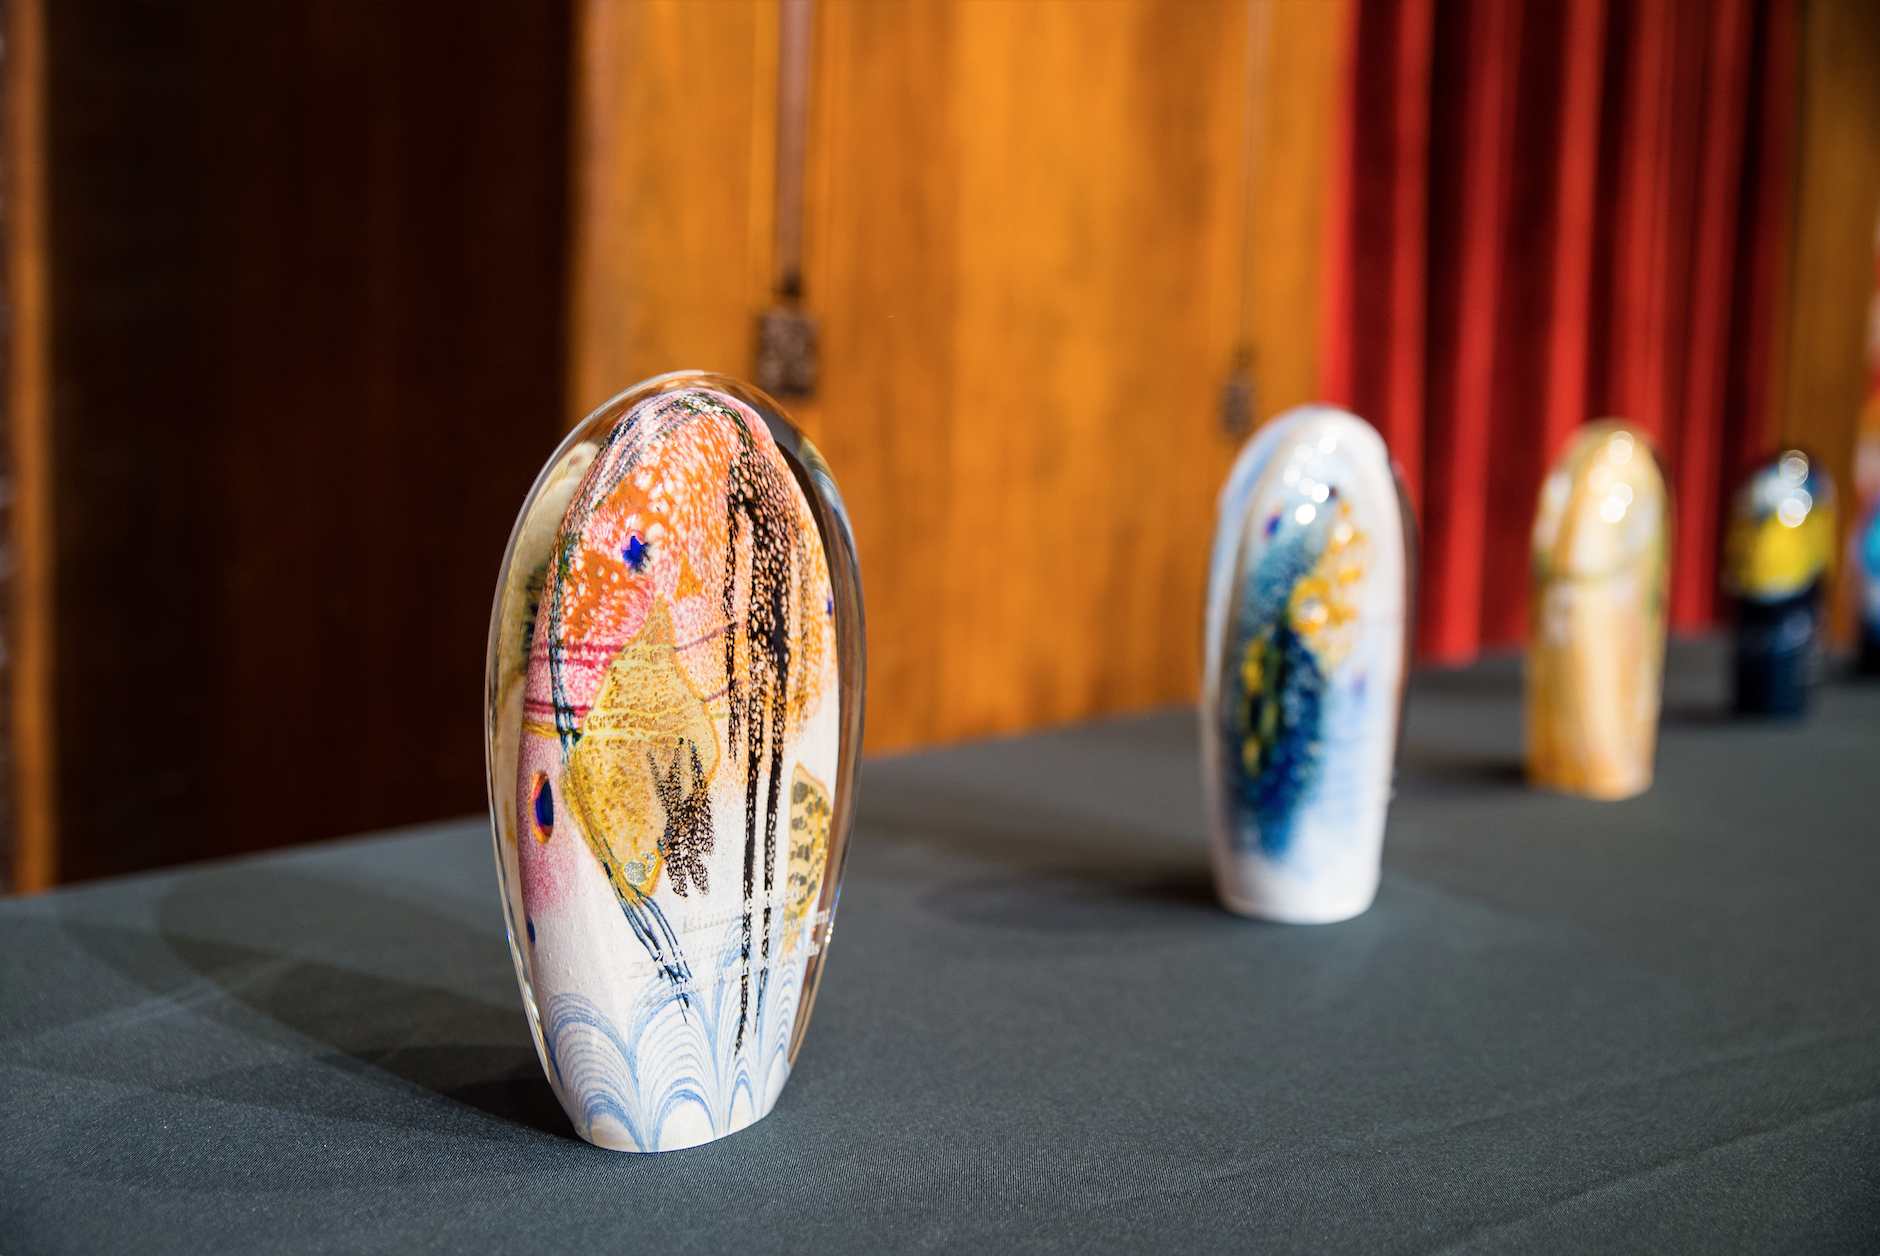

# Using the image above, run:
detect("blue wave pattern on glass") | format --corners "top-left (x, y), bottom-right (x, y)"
top-left (540, 916), bottom-right (799, 1150)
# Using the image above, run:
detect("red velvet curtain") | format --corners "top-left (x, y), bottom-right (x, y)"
top-left (1323, 0), bottom-right (1799, 662)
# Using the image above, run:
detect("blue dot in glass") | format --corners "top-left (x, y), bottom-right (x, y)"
top-left (825, 594), bottom-right (834, 617)
top-left (526, 916), bottom-right (536, 945)
top-left (622, 534), bottom-right (649, 571)
top-left (1265, 512), bottom-right (1282, 538)
top-left (531, 772), bottom-right (554, 841)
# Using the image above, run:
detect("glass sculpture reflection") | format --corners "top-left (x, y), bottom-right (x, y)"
top-left (485, 372), bottom-right (863, 1152)
top-left (1201, 405), bottom-right (1410, 924)
top-left (1724, 450), bottom-right (1836, 715)
top-left (1526, 423), bottom-right (1669, 800)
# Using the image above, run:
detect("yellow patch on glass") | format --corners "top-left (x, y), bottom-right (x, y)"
top-left (565, 599), bottom-right (720, 899)
top-left (785, 765), bottom-right (830, 954)
top-left (1289, 503), bottom-right (1370, 669)
top-left (1726, 510), bottom-right (1836, 600)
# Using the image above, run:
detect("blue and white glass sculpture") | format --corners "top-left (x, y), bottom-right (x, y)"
top-left (485, 372), bottom-right (864, 1151)
top-left (1201, 405), bottom-right (1412, 923)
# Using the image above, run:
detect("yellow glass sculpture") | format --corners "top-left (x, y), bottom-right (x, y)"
top-left (1526, 422), bottom-right (1670, 800)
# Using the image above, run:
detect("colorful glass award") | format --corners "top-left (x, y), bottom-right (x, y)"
top-left (485, 372), bottom-right (864, 1151)
top-left (1525, 423), bottom-right (1669, 800)
top-left (1854, 216), bottom-right (1880, 674)
top-left (1859, 510), bottom-right (1880, 676)
top-left (1854, 371), bottom-right (1880, 673)
top-left (1858, 502), bottom-right (1880, 673)
top-left (1725, 450), bottom-right (1836, 715)
top-left (1202, 405), bottom-right (1411, 924)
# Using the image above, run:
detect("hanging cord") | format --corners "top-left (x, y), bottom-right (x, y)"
top-left (1221, 0), bottom-right (1274, 437)
top-left (756, 0), bottom-right (818, 400)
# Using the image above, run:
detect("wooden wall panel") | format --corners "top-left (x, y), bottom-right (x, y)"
top-left (570, 0), bottom-right (1349, 754)
top-left (1249, 1), bottom-right (1351, 432)
top-left (1777, 0), bottom-right (1880, 636)
top-left (807, 0), bottom-right (1344, 750)
top-left (568, 0), bottom-right (778, 420)
top-left (6, 0), bottom-right (53, 891)
top-left (34, 2), bottom-right (571, 883)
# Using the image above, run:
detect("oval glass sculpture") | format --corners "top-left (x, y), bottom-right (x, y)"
top-left (1201, 405), bottom-right (1412, 924)
top-left (1723, 450), bottom-right (1836, 715)
top-left (485, 372), bottom-right (864, 1152)
top-left (1525, 422), bottom-right (1670, 800)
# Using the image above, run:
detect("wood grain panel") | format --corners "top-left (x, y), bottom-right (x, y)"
top-left (808, 0), bottom-right (1346, 750)
top-left (6, 0), bottom-right (54, 891)
top-left (567, 0), bottom-right (778, 422)
top-left (1247, 1), bottom-right (1350, 429)
top-left (1777, 0), bottom-right (1880, 637)
top-left (568, 0), bottom-right (1349, 753)
top-left (39, 2), bottom-right (571, 883)
top-left (783, 0), bottom-right (961, 748)
top-left (834, 0), bottom-right (1240, 744)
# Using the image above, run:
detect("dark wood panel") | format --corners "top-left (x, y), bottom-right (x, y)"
top-left (6, 0), bottom-right (53, 892)
top-left (44, 1), bottom-right (571, 882)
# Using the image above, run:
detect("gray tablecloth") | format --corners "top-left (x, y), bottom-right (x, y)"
top-left (4, 643), bottom-right (1877, 1254)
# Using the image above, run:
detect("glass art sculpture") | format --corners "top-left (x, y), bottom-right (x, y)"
top-left (1525, 423), bottom-right (1669, 800)
top-left (1202, 405), bottom-right (1411, 924)
top-left (1859, 496), bottom-right (1880, 676)
top-left (485, 372), bottom-right (864, 1152)
top-left (1725, 450), bottom-right (1836, 715)
top-left (1855, 213), bottom-right (1880, 674)
top-left (1854, 383), bottom-right (1880, 673)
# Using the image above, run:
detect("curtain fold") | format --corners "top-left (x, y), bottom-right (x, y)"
top-left (1326, 0), bottom-right (1799, 661)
